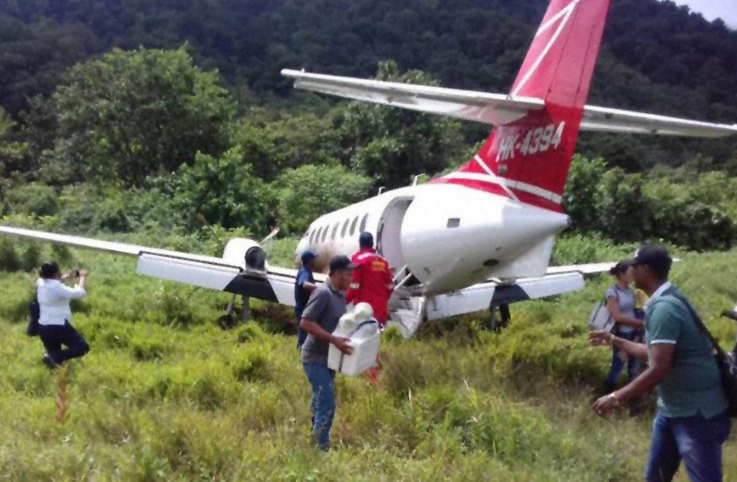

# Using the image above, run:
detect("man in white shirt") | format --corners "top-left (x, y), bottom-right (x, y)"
top-left (37, 262), bottom-right (90, 369)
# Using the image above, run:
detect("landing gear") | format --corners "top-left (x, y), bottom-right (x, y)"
top-left (488, 303), bottom-right (511, 332)
top-left (218, 294), bottom-right (251, 329)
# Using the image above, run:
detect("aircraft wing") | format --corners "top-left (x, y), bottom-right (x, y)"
top-left (417, 262), bottom-right (614, 322)
top-left (0, 226), bottom-right (312, 307)
top-left (545, 262), bottom-right (615, 276)
top-left (282, 69), bottom-right (737, 138)
top-left (423, 272), bottom-right (585, 321)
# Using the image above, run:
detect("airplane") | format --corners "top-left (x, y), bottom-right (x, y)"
top-left (2, 0), bottom-right (737, 337)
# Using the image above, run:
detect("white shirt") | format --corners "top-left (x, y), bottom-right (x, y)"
top-left (36, 278), bottom-right (86, 326)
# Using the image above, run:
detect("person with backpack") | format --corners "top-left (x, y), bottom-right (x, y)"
top-left (36, 262), bottom-right (90, 369)
top-left (590, 247), bottom-right (731, 482)
top-left (602, 260), bottom-right (646, 393)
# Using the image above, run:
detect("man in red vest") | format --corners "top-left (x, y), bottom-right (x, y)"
top-left (346, 232), bottom-right (394, 383)
top-left (346, 232), bottom-right (394, 326)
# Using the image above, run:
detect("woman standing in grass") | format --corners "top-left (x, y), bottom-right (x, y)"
top-left (602, 261), bottom-right (645, 393)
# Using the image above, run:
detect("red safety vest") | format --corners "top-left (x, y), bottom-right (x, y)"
top-left (346, 248), bottom-right (394, 324)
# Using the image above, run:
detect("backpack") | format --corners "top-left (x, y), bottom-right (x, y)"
top-left (26, 297), bottom-right (40, 337)
top-left (667, 292), bottom-right (737, 419)
top-left (588, 287), bottom-right (620, 332)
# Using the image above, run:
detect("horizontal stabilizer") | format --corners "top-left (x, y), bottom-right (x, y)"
top-left (281, 69), bottom-right (544, 126)
top-left (283, 70), bottom-right (737, 138)
top-left (581, 106), bottom-right (737, 138)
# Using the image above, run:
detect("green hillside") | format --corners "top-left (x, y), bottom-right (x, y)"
top-left (0, 0), bottom-right (736, 170)
top-left (0, 239), bottom-right (736, 480)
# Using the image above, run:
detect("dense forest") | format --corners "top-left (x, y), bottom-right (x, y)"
top-left (1, 0), bottom-right (737, 252)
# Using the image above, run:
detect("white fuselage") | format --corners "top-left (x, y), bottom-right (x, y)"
top-left (295, 184), bottom-right (570, 296)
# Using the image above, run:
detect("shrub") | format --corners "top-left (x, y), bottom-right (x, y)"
top-left (57, 184), bottom-right (133, 233)
top-left (0, 238), bottom-right (20, 272)
top-left (273, 164), bottom-right (373, 236)
top-left (230, 345), bottom-right (271, 382)
top-left (3, 182), bottom-right (58, 217)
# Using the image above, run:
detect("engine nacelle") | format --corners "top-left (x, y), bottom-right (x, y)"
top-left (223, 238), bottom-right (267, 274)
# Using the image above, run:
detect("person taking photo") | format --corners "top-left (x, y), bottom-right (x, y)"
top-left (36, 262), bottom-right (90, 369)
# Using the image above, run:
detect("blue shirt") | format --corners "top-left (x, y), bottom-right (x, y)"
top-left (294, 266), bottom-right (315, 317)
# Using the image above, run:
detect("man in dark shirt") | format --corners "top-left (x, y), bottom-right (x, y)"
top-left (300, 255), bottom-right (355, 451)
top-left (295, 251), bottom-right (318, 350)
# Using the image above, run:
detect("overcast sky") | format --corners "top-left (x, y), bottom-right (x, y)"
top-left (667, 0), bottom-right (737, 29)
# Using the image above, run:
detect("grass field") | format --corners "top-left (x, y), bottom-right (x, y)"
top-left (0, 238), bottom-right (736, 481)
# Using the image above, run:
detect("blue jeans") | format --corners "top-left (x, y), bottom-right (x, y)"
top-left (303, 363), bottom-right (336, 451)
top-left (645, 410), bottom-right (731, 482)
top-left (605, 330), bottom-right (641, 389)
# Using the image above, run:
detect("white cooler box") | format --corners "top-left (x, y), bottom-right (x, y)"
top-left (328, 320), bottom-right (381, 376)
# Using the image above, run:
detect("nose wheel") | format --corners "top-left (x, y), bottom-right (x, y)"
top-left (488, 304), bottom-right (511, 332)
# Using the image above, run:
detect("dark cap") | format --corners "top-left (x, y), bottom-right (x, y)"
top-left (301, 251), bottom-right (318, 264)
top-left (359, 231), bottom-right (374, 249)
top-left (329, 255), bottom-right (357, 274)
top-left (633, 246), bottom-right (672, 279)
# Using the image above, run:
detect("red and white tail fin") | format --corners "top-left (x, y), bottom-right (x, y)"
top-left (435, 0), bottom-right (612, 211)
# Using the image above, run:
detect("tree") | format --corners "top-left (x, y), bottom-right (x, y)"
top-left (229, 113), bottom-right (342, 182)
top-left (49, 47), bottom-right (237, 185)
top-left (335, 61), bottom-right (466, 189)
top-left (562, 155), bottom-right (607, 232)
top-left (163, 147), bottom-right (274, 235)
top-left (274, 165), bottom-right (373, 235)
top-left (0, 107), bottom-right (29, 179)
top-left (594, 168), bottom-right (650, 242)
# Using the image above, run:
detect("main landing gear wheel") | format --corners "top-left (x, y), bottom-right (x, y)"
top-left (488, 304), bottom-right (511, 332)
top-left (218, 294), bottom-right (251, 329)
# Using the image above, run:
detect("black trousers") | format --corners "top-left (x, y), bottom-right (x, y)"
top-left (38, 322), bottom-right (90, 364)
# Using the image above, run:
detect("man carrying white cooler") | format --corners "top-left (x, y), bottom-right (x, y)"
top-left (299, 255), bottom-right (355, 451)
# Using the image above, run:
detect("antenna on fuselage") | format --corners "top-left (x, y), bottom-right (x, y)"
top-left (413, 175), bottom-right (421, 186)
top-left (378, 186), bottom-right (386, 195)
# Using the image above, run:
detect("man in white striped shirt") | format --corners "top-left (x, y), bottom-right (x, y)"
top-left (36, 262), bottom-right (90, 369)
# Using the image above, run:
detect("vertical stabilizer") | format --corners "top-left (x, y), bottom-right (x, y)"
top-left (435, 0), bottom-right (612, 211)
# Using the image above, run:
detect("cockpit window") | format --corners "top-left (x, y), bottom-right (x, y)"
top-left (359, 213), bottom-right (369, 233)
top-left (350, 216), bottom-right (359, 236)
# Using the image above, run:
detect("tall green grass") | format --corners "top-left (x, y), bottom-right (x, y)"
top-left (0, 240), bottom-right (735, 481)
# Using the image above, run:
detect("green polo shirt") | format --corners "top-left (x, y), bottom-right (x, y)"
top-left (645, 287), bottom-right (728, 419)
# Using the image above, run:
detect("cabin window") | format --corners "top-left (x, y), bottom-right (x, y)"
top-left (331, 223), bottom-right (339, 240)
top-left (350, 216), bottom-right (359, 236)
top-left (447, 218), bottom-right (461, 228)
top-left (341, 219), bottom-right (349, 238)
top-left (359, 214), bottom-right (369, 233)
top-left (322, 226), bottom-right (329, 243)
